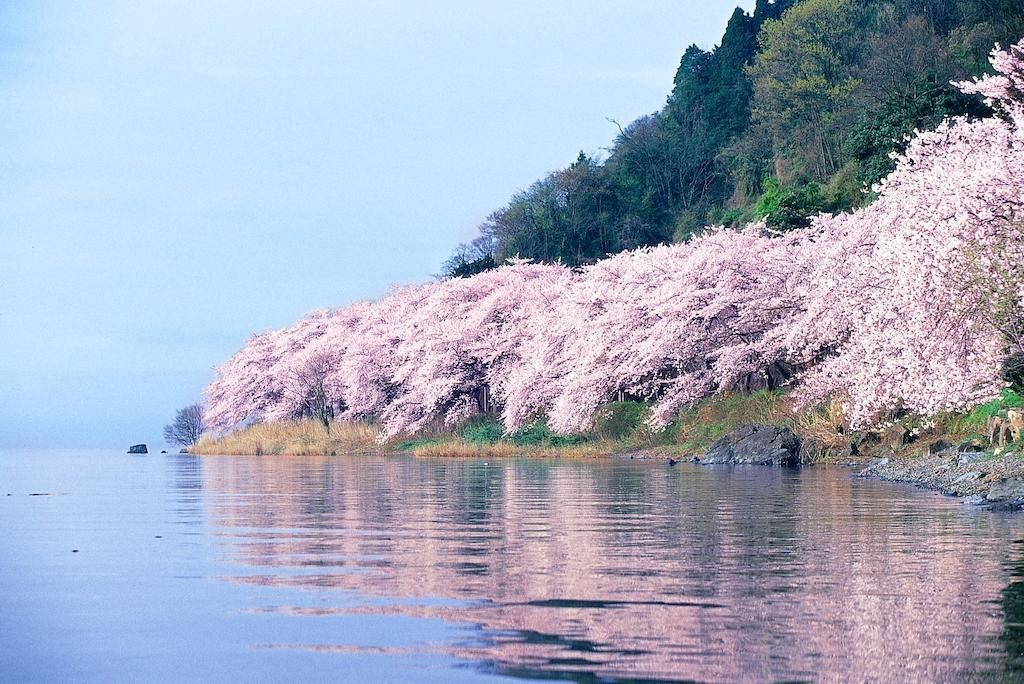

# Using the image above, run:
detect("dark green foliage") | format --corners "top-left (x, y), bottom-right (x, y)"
top-left (443, 0), bottom-right (1024, 269)
top-left (592, 401), bottom-right (648, 440)
top-left (457, 414), bottom-right (588, 447)
top-left (754, 179), bottom-right (828, 231)
top-left (460, 415), bottom-right (505, 444)
top-left (489, 153), bottom-right (618, 266)
top-left (1004, 354), bottom-right (1024, 392)
top-left (846, 86), bottom-right (989, 189)
top-left (441, 234), bottom-right (499, 278)
top-left (510, 420), bottom-right (587, 447)
top-left (447, 254), bottom-right (496, 279)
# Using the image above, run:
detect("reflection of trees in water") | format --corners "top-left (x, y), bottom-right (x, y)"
top-left (1002, 538), bottom-right (1024, 678)
top-left (196, 456), bottom-right (1023, 682)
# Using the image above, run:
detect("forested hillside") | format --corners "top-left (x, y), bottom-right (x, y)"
top-left (443, 0), bottom-right (1024, 276)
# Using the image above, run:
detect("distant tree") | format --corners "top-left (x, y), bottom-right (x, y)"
top-left (860, 14), bottom-right (955, 108)
top-left (442, 235), bottom-right (498, 278)
top-left (482, 152), bottom-right (616, 266)
top-left (845, 85), bottom-right (987, 190)
top-left (748, 0), bottom-right (866, 181)
top-left (163, 404), bottom-right (206, 447)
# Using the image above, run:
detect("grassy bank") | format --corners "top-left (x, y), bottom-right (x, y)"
top-left (190, 389), bottom-right (1023, 462)
top-left (191, 391), bottom-right (845, 460)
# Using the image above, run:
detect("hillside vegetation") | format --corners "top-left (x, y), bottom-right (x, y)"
top-left (443, 0), bottom-right (1024, 275)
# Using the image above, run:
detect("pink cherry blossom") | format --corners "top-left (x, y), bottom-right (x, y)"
top-left (205, 37), bottom-right (1024, 438)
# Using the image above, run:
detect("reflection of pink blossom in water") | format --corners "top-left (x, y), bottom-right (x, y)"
top-left (198, 454), bottom-right (1024, 682)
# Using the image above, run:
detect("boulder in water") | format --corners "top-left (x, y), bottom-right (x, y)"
top-left (699, 424), bottom-right (803, 466)
top-left (127, 444), bottom-right (148, 454)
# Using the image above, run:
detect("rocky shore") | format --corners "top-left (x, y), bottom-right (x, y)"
top-left (857, 447), bottom-right (1024, 511)
top-left (681, 421), bottom-right (1024, 511)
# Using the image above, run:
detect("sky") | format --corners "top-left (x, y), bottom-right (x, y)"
top-left (0, 1), bottom-right (754, 449)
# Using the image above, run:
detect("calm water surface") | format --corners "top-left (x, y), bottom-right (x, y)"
top-left (3, 450), bottom-right (1024, 682)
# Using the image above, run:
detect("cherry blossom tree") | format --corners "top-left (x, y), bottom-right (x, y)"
top-left (524, 225), bottom-right (814, 433)
top-left (784, 37), bottom-right (1024, 427)
top-left (376, 260), bottom-right (574, 437)
top-left (203, 37), bottom-right (1024, 439)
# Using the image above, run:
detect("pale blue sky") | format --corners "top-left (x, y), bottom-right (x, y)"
top-left (0, 1), bottom-right (753, 448)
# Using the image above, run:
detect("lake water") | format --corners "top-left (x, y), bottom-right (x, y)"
top-left (3, 450), bottom-right (1024, 682)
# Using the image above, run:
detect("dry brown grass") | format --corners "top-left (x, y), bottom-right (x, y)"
top-left (788, 398), bottom-right (850, 452)
top-left (407, 438), bottom-right (618, 459)
top-left (190, 419), bottom-right (380, 456)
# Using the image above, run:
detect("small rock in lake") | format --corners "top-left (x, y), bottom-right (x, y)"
top-left (128, 444), bottom-right (148, 454)
top-left (668, 458), bottom-right (678, 466)
top-left (71, 549), bottom-right (79, 553)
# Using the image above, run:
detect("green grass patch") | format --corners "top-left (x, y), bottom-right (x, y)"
top-left (673, 390), bottom-right (791, 453)
top-left (946, 389), bottom-right (1023, 434)
top-left (459, 415), bottom-right (506, 444)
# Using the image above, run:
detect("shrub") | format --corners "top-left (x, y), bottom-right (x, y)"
top-left (459, 415), bottom-right (505, 444)
top-left (511, 419), bottom-right (587, 447)
top-left (592, 401), bottom-right (647, 440)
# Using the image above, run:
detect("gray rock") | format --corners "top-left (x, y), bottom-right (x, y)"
top-left (956, 451), bottom-right (986, 466)
top-left (701, 424), bottom-right (803, 466)
top-left (952, 471), bottom-right (982, 485)
top-left (127, 444), bottom-right (148, 454)
top-left (986, 478), bottom-right (1024, 503)
top-left (858, 457), bottom-right (890, 477)
top-left (927, 440), bottom-right (954, 456)
top-left (962, 495), bottom-right (986, 506)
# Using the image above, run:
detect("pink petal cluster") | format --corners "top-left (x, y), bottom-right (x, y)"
top-left (205, 38), bottom-right (1024, 437)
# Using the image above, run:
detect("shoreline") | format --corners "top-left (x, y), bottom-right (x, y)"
top-left (192, 435), bottom-right (1024, 512)
top-left (189, 389), bottom-right (1024, 509)
top-left (856, 450), bottom-right (1024, 511)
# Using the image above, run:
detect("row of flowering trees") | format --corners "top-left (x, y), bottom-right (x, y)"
top-left (205, 40), bottom-right (1024, 439)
